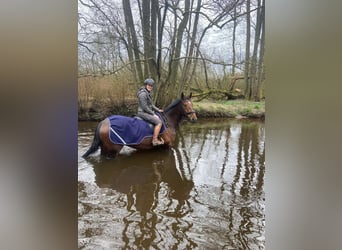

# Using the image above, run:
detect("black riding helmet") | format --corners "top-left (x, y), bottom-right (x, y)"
top-left (144, 78), bottom-right (155, 86)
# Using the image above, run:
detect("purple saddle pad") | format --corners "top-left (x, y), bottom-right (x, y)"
top-left (108, 114), bottom-right (166, 145)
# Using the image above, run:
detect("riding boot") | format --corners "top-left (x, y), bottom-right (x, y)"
top-left (152, 123), bottom-right (164, 146)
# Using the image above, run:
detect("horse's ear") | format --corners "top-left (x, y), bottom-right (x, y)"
top-left (181, 92), bottom-right (184, 99)
top-left (189, 92), bottom-right (192, 99)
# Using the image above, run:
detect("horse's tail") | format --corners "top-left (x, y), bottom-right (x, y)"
top-left (82, 121), bottom-right (102, 158)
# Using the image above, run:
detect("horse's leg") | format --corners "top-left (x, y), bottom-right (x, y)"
top-left (99, 118), bottom-right (123, 157)
top-left (161, 129), bottom-right (175, 147)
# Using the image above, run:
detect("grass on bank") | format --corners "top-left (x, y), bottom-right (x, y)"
top-left (193, 100), bottom-right (265, 118)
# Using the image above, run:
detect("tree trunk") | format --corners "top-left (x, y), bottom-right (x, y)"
top-left (141, 0), bottom-right (158, 79)
top-left (142, 0), bottom-right (151, 78)
top-left (244, 0), bottom-right (251, 99)
top-left (158, 0), bottom-right (191, 106)
top-left (156, 0), bottom-right (168, 81)
top-left (156, 2), bottom-right (178, 106)
top-left (232, 2), bottom-right (237, 75)
top-left (181, 0), bottom-right (201, 91)
top-left (250, 0), bottom-right (264, 101)
top-left (122, 0), bottom-right (143, 85)
top-left (150, 0), bottom-right (158, 78)
top-left (170, 0), bottom-right (190, 95)
top-left (256, 0), bottom-right (265, 101)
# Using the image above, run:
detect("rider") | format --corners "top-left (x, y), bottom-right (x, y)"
top-left (136, 78), bottom-right (164, 146)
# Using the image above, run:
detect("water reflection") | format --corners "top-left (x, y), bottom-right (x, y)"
top-left (86, 149), bottom-right (195, 249)
top-left (175, 119), bottom-right (265, 249)
top-left (78, 119), bottom-right (265, 249)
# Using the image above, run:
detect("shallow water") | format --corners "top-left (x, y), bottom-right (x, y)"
top-left (78, 118), bottom-right (265, 249)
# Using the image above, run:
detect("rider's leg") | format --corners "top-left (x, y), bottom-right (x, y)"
top-left (152, 123), bottom-right (164, 146)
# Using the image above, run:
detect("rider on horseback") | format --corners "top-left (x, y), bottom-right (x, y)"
top-left (136, 78), bottom-right (164, 146)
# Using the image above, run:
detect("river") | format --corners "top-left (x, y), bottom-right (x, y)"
top-left (78, 118), bottom-right (265, 249)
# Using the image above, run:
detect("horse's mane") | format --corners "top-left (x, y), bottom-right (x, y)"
top-left (164, 98), bottom-right (181, 113)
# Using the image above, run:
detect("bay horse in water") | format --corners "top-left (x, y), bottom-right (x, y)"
top-left (82, 92), bottom-right (197, 158)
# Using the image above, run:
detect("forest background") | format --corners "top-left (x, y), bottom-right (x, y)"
top-left (78, 0), bottom-right (265, 120)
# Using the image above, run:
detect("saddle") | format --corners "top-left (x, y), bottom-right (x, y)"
top-left (134, 116), bottom-right (154, 130)
top-left (108, 113), bottom-right (166, 145)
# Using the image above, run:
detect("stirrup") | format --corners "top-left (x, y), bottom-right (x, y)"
top-left (152, 138), bottom-right (164, 146)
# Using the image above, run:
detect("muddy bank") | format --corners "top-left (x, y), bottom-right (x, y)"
top-left (78, 100), bottom-right (265, 121)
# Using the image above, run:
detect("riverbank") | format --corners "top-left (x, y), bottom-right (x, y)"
top-left (78, 100), bottom-right (265, 121)
top-left (194, 100), bottom-right (265, 119)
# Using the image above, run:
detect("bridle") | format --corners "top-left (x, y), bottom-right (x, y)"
top-left (182, 99), bottom-right (197, 119)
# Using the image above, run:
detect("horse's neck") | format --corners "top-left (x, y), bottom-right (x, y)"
top-left (165, 108), bottom-right (182, 129)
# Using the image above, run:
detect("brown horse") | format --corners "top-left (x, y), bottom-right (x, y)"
top-left (82, 92), bottom-right (197, 158)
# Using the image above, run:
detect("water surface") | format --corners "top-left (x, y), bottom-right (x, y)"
top-left (78, 118), bottom-right (265, 249)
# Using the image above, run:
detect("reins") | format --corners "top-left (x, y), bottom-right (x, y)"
top-left (158, 111), bottom-right (169, 128)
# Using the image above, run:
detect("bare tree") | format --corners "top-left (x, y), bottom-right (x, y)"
top-left (181, 0), bottom-right (202, 90)
top-left (244, 0), bottom-right (251, 99)
top-left (231, 2), bottom-right (238, 75)
top-left (78, 0), bottom-right (265, 104)
top-left (122, 0), bottom-right (144, 84)
top-left (255, 0), bottom-right (265, 101)
top-left (247, 0), bottom-right (265, 101)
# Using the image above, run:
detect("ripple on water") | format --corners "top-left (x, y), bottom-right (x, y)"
top-left (78, 119), bottom-right (265, 249)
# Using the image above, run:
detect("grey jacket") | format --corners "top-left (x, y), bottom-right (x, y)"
top-left (137, 87), bottom-right (159, 115)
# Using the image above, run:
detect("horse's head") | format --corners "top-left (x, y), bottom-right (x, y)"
top-left (181, 92), bottom-right (197, 122)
